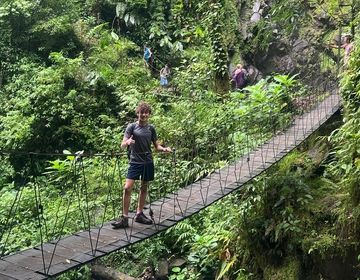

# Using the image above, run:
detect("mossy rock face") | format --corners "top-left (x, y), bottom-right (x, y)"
top-left (263, 257), bottom-right (301, 280)
top-left (313, 246), bottom-right (360, 280)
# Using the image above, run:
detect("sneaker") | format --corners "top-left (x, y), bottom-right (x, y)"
top-left (111, 216), bottom-right (129, 229)
top-left (135, 212), bottom-right (153, 225)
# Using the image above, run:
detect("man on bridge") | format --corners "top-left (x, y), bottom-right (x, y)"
top-left (112, 102), bottom-right (172, 229)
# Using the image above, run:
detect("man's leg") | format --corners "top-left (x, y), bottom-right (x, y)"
top-left (134, 180), bottom-right (152, 224)
top-left (134, 162), bottom-right (153, 225)
top-left (112, 178), bottom-right (135, 229)
top-left (123, 178), bottom-right (135, 216)
top-left (137, 181), bottom-right (148, 214)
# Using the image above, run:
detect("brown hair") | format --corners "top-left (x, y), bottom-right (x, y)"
top-left (344, 35), bottom-right (352, 43)
top-left (135, 101), bottom-right (152, 114)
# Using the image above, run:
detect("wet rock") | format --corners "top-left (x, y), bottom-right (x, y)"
top-left (91, 264), bottom-right (139, 280)
top-left (140, 267), bottom-right (155, 280)
top-left (169, 258), bottom-right (186, 269)
top-left (316, 247), bottom-right (360, 280)
top-left (292, 39), bottom-right (309, 53)
top-left (155, 259), bottom-right (169, 280)
top-left (246, 65), bottom-right (262, 83)
top-left (279, 55), bottom-right (295, 72)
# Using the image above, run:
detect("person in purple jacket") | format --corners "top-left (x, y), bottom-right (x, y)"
top-left (232, 64), bottom-right (247, 89)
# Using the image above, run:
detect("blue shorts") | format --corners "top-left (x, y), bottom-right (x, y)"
top-left (126, 162), bottom-right (154, 181)
top-left (160, 77), bottom-right (168, 86)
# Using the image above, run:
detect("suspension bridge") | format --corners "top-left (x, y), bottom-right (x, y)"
top-left (0, 85), bottom-right (342, 279)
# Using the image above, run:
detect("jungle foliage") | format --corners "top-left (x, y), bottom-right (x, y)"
top-left (0, 0), bottom-right (360, 280)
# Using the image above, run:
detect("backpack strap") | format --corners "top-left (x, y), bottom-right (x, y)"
top-left (148, 124), bottom-right (156, 143)
top-left (126, 123), bottom-right (136, 159)
top-left (128, 123), bottom-right (136, 135)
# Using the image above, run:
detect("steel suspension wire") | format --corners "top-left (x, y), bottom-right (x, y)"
top-left (44, 156), bottom-right (83, 274)
top-left (30, 154), bottom-right (47, 275)
top-left (174, 121), bottom-right (191, 217)
top-left (94, 155), bottom-right (124, 246)
top-left (79, 156), bottom-right (96, 255)
top-left (178, 93), bottom-right (200, 217)
top-left (106, 155), bottom-right (123, 223)
top-left (0, 180), bottom-right (24, 257)
top-left (0, 153), bottom-right (31, 257)
top-left (172, 149), bottom-right (184, 217)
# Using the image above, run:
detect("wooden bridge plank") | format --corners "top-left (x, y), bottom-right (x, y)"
top-left (152, 197), bottom-right (199, 215)
top-left (3, 248), bottom-right (80, 278)
top-left (151, 204), bottom-right (183, 222)
top-left (0, 259), bottom-right (46, 280)
top-left (0, 273), bottom-right (18, 280)
top-left (35, 243), bottom-right (82, 260)
top-left (79, 226), bottom-right (132, 249)
top-left (33, 242), bottom-right (106, 272)
top-left (46, 235), bottom-right (112, 263)
top-left (76, 229), bottom-right (120, 245)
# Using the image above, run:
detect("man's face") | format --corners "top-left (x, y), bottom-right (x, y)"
top-left (137, 110), bottom-right (150, 122)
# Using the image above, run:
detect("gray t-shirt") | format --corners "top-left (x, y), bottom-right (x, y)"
top-left (125, 123), bottom-right (157, 164)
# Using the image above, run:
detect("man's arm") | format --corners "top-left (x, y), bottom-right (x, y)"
top-left (121, 135), bottom-right (135, 149)
top-left (329, 43), bottom-right (345, 49)
top-left (154, 140), bottom-right (172, 153)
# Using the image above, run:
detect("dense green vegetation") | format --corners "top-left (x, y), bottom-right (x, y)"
top-left (0, 0), bottom-right (360, 279)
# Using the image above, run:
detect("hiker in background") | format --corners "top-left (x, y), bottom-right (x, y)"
top-left (231, 64), bottom-right (247, 90)
top-left (111, 102), bottom-right (172, 229)
top-left (160, 64), bottom-right (171, 87)
top-left (143, 44), bottom-right (153, 68)
top-left (342, 35), bottom-right (354, 65)
top-left (329, 34), bottom-right (354, 65)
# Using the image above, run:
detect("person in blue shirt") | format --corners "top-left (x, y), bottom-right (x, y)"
top-left (143, 44), bottom-right (153, 67)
